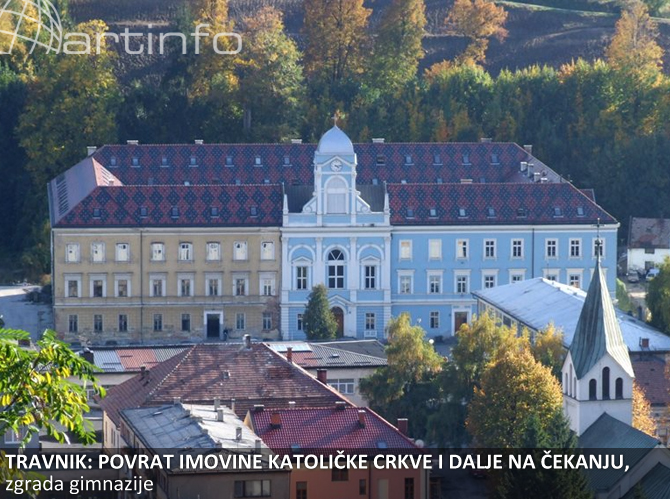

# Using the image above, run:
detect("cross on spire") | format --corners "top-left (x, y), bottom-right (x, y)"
top-left (332, 110), bottom-right (341, 127)
top-left (595, 217), bottom-right (602, 262)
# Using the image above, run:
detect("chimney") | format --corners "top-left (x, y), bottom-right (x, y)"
top-left (640, 338), bottom-right (650, 349)
top-left (140, 365), bottom-right (147, 379)
top-left (255, 439), bottom-right (262, 452)
top-left (288, 401), bottom-right (296, 408)
top-left (236, 427), bottom-right (242, 441)
top-left (270, 412), bottom-right (282, 429)
top-left (335, 401), bottom-right (347, 410)
top-left (316, 369), bottom-right (328, 384)
top-left (286, 347), bottom-right (293, 364)
top-left (520, 161), bottom-right (528, 172)
top-left (524, 145), bottom-right (533, 155)
top-left (254, 404), bottom-right (265, 412)
top-left (173, 397), bottom-right (181, 405)
top-left (372, 138), bottom-right (385, 144)
top-left (217, 408), bottom-right (225, 422)
top-left (290, 139), bottom-right (303, 144)
top-left (214, 397), bottom-right (220, 410)
top-left (194, 139), bottom-right (204, 145)
top-left (81, 347), bottom-right (94, 364)
top-left (480, 138), bottom-right (492, 143)
top-left (244, 334), bottom-right (252, 349)
top-left (231, 398), bottom-right (236, 413)
top-left (87, 146), bottom-right (97, 156)
top-left (358, 410), bottom-right (366, 428)
top-left (126, 140), bottom-right (139, 145)
top-left (397, 418), bottom-right (409, 436)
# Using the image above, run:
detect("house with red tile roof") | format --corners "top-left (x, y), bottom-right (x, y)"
top-left (631, 355), bottom-right (670, 445)
top-left (246, 405), bottom-right (428, 499)
top-left (100, 340), bottom-right (350, 451)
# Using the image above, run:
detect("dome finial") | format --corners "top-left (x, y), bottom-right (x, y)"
top-left (332, 110), bottom-right (343, 127)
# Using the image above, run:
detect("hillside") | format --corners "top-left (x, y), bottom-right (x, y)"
top-left (68, 0), bottom-right (670, 81)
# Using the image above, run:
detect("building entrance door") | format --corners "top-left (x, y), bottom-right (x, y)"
top-left (331, 307), bottom-right (344, 338)
top-left (206, 313), bottom-right (221, 339)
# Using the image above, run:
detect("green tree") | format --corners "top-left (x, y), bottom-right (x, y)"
top-left (647, 257), bottom-right (670, 333)
top-left (616, 278), bottom-right (635, 314)
top-left (368, 0), bottom-right (426, 94)
top-left (530, 323), bottom-right (565, 379)
top-left (302, 284), bottom-right (338, 340)
top-left (303, 0), bottom-right (371, 84)
top-left (466, 349), bottom-right (563, 448)
top-left (238, 7), bottom-right (305, 141)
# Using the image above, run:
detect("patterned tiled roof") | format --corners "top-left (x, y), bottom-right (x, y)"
top-left (100, 343), bottom-right (348, 425)
top-left (248, 406), bottom-right (417, 452)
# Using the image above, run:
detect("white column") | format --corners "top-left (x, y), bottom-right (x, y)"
top-left (314, 237), bottom-right (324, 285)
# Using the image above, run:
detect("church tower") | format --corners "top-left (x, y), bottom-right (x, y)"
top-left (562, 242), bottom-right (635, 436)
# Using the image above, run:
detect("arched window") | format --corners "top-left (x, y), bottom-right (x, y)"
top-left (589, 379), bottom-right (597, 400)
top-left (573, 377), bottom-right (576, 398)
top-left (327, 250), bottom-right (345, 289)
top-left (563, 373), bottom-right (567, 394)
top-left (326, 178), bottom-right (347, 214)
top-left (615, 378), bottom-right (623, 399)
top-left (602, 367), bottom-right (610, 400)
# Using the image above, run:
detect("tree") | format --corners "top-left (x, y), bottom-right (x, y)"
top-left (303, 0), bottom-right (371, 84)
top-left (467, 349), bottom-right (563, 448)
top-left (647, 257), bottom-right (670, 333)
top-left (359, 313), bottom-right (443, 437)
top-left (632, 381), bottom-right (656, 436)
top-left (302, 284), bottom-right (338, 340)
top-left (238, 7), bottom-right (305, 141)
top-left (616, 278), bottom-right (635, 314)
top-left (606, 3), bottom-right (663, 77)
top-left (368, 0), bottom-right (426, 94)
top-left (445, 0), bottom-right (508, 65)
top-left (530, 323), bottom-right (565, 380)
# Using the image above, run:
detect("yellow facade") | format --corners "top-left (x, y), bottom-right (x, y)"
top-left (52, 228), bottom-right (281, 344)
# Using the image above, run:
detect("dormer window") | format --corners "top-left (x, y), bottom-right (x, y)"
top-left (553, 207), bottom-right (563, 217)
top-left (433, 154), bottom-right (442, 165)
top-left (264, 179), bottom-right (270, 184)
top-left (372, 178), bottom-right (379, 185)
top-left (210, 207), bottom-right (219, 218)
top-left (401, 180), bottom-right (407, 184)
top-left (436, 178), bottom-right (443, 184)
top-left (491, 153), bottom-right (499, 164)
top-left (131, 157), bottom-right (139, 167)
top-left (487, 207), bottom-right (496, 218)
top-left (458, 208), bottom-right (467, 218)
top-left (250, 206), bottom-right (258, 217)
top-left (406, 208), bottom-right (414, 219)
top-left (254, 156), bottom-right (262, 166)
top-left (376, 154), bottom-right (385, 165)
top-left (225, 155), bottom-right (234, 167)
top-left (171, 206), bottom-right (179, 218)
top-left (109, 156), bottom-right (117, 167)
top-left (235, 179), bottom-right (241, 185)
top-left (92, 208), bottom-right (101, 218)
top-left (429, 208), bottom-right (437, 218)
top-left (576, 206), bottom-right (585, 217)
top-left (462, 153), bottom-right (470, 165)
top-left (405, 155), bottom-right (413, 165)
top-left (140, 206), bottom-right (148, 217)
top-left (516, 207), bottom-right (527, 218)
top-left (283, 155), bottom-right (291, 166)
top-left (189, 156), bottom-right (197, 166)
top-left (161, 156), bottom-right (169, 167)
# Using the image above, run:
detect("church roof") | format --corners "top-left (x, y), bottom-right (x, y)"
top-left (621, 463), bottom-right (670, 499)
top-left (569, 259), bottom-right (635, 379)
top-left (316, 126), bottom-right (355, 155)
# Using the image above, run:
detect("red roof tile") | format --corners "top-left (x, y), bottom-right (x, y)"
top-left (633, 357), bottom-right (670, 406)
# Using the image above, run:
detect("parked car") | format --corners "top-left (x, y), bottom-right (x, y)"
top-left (627, 270), bottom-right (640, 283)
top-left (646, 268), bottom-right (660, 281)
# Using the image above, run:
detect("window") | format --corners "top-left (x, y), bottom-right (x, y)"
top-left (400, 240), bottom-right (412, 260)
top-left (602, 367), bottom-right (610, 400)
top-left (615, 378), bottom-right (623, 399)
top-left (234, 480), bottom-right (271, 498)
top-left (4, 428), bottom-right (23, 444)
top-left (456, 240), bottom-right (468, 259)
top-left (179, 242), bottom-right (193, 261)
top-left (430, 311), bottom-right (440, 329)
top-left (263, 313), bottom-right (272, 330)
top-left (296, 482), bottom-right (307, 499)
top-left (94, 315), bottom-right (103, 333)
top-left (376, 154), bottom-right (386, 165)
top-left (206, 242), bottom-right (221, 261)
top-left (226, 155), bottom-right (234, 166)
top-left (359, 479), bottom-right (367, 495)
top-left (463, 153), bottom-right (470, 164)
top-left (576, 206), bottom-right (585, 217)
top-left (297, 314), bottom-right (304, 331)
top-left (328, 379), bottom-right (354, 395)
top-left (429, 240), bottom-right (442, 260)
top-left (161, 156), bottom-right (169, 167)
top-left (261, 241), bottom-right (275, 260)
top-left (456, 274), bottom-right (469, 294)
top-left (484, 274), bottom-right (496, 289)
top-left (645, 248), bottom-right (655, 254)
top-left (66, 278), bottom-right (80, 298)
top-left (484, 239), bottom-right (496, 259)
top-left (250, 206), bottom-right (258, 217)
top-left (234, 241), bottom-right (248, 261)
top-left (569, 273), bottom-right (581, 289)
top-left (116, 278), bottom-right (129, 298)
top-left (405, 154), bottom-right (413, 165)
top-left (132, 156), bottom-right (140, 167)
top-left (236, 313), bottom-right (246, 330)
top-left (235, 277), bottom-right (247, 296)
top-left (458, 207), bottom-right (467, 218)
top-left (570, 239), bottom-right (581, 258)
top-left (119, 314), bottom-right (128, 332)
top-left (491, 153), bottom-right (499, 164)
top-left (546, 239), bottom-right (557, 258)
top-left (260, 275), bottom-right (275, 296)
top-left (91, 242), bottom-right (105, 262)
top-left (153, 314), bottom-right (163, 331)
top-left (429, 208), bottom-right (438, 218)
top-left (296, 266), bottom-right (308, 290)
top-left (399, 275), bottom-right (413, 294)
top-left (510, 271), bottom-right (525, 283)
top-left (433, 154), bottom-right (442, 165)
top-left (140, 206), bottom-right (148, 217)
top-left (544, 271), bottom-right (558, 282)
top-left (332, 468), bottom-right (349, 481)
top-left (210, 207), bottom-right (219, 218)
top-left (181, 314), bottom-right (191, 332)
top-left (207, 277), bottom-right (220, 296)
top-left (487, 207), bottom-right (496, 218)
top-left (179, 277), bottom-right (192, 297)
top-left (512, 239), bottom-right (523, 258)
top-left (364, 265), bottom-right (377, 290)
top-left (171, 207), bottom-right (179, 218)
top-left (428, 274), bottom-right (442, 294)
top-left (115, 243), bottom-right (130, 262)
top-left (405, 478), bottom-right (415, 499)
top-left (151, 243), bottom-right (165, 261)
top-left (254, 155), bottom-right (262, 166)
top-left (327, 250), bottom-right (345, 289)
top-left (66, 243), bottom-right (80, 263)
top-left (92, 278), bottom-right (105, 298)
top-left (327, 178), bottom-right (347, 214)
top-left (593, 238), bottom-right (604, 258)
top-left (68, 315), bottom-right (78, 333)
top-left (365, 313), bottom-right (376, 331)
top-left (150, 276), bottom-right (165, 297)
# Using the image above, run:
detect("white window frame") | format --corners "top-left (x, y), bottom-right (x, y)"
top-left (65, 243), bottom-right (80, 263)
top-left (205, 273), bottom-right (223, 297)
top-left (297, 313), bottom-right (304, 331)
top-left (91, 242), bottom-right (105, 263)
top-left (456, 239), bottom-right (469, 260)
top-left (206, 242), bottom-right (221, 261)
top-left (398, 271), bottom-right (414, 294)
top-left (4, 428), bottom-right (24, 444)
top-left (295, 263), bottom-right (310, 290)
top-left (233, 241), bottom-right (248, 261)
top-left (262, 312), bottom-right (273, 330)
top-left (428, 239), bottom-right (442, 260)
top-left (178, 242), bottom-right (193, 262)
top-left (328, 379), bottom-right (355, 395)
top-left (89, 274), bottom-right (107, 298)
top-left (235, 313), bottom-right (246, 330)
top-left (151, 242), bottom-right (165, 262)
top-left (399, 240), bottom-right (412, 261)
top-left (482, 271), bottom-right (498, 289)
top-left (149, 273), bottom-right (167, 297)
top-left (509, 269), bottom-right (526, 283)
top-left (68, 314), bottom-right (78, 333)
top-left (592, 238), bottom-right (605, 258)
top-left (93, 314), bottom-right (104, 333)
top-left (114, 274), bottom-right (131, 298)
top-left (64, 274), bottom-right (82, 298)
top-left (153, 314), bottom-right (163, 331)
top-left (570, 238), bottom-right (582, 259)
top-left (511, 239), bottom-right (524, 259)
top-left (427, 271), bottom-right (442, 294)
top-left (546, 238), bottom-right (558, 259)
top-left (327, 249), bottom-right (345, 289)
top-left (259, 272), bottom-right (276, 296)
top-left (543, 269), bottom-right (559, 282)
top-left (178, 273), bottom-right (194, 297)
top-left (326, 177), bottom-right (348, 214)
top-left (430, 311), bottom-right (440, 329)
top-left (454, 272), bottom-right (470, 294)
top-left (260, 241), bottom-right (275, 260)
top-left (484, 239), bottom-right (496, 259)
top-left (115, 243), bottom-right (130, 262)
top-left (568, 269), bottom-right (584, 289)
top-left (232, 273), bottom-right (249, 296)
top-left (365, 312), bottom-right (376, 331)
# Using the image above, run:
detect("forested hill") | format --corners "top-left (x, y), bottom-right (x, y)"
top-left (68, 0), bottom-right (670, 82)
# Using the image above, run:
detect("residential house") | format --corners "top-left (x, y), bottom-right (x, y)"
top-left (627, 217), bottom-right (670, 272)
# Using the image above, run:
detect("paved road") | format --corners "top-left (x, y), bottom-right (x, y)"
top-left (0, 285), bottom-right (53, 341)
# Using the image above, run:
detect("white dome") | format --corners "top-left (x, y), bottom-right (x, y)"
top-left (316, 126), bottom-right (354, 155)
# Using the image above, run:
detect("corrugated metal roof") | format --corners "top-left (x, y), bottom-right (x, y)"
top-left (153, 347), bottom-right (188, 363)
top-left (622, 463), bottom-right (670, 499)
top-left (93, 350), bottom-right (123, 372)
top-left (474, 278), bottom-right (670, 353)
top-left (91, 347), bottom-right (186, 372)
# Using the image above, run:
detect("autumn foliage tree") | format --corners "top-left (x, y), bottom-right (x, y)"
top-left (632, 381), bottom-right (656, 437)
top-left (530, 323), bottom-right (565, 379)
top-left (445, 0), bottom-right (508, 65)
top-left (647, 257), bottom-right (670, 333)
